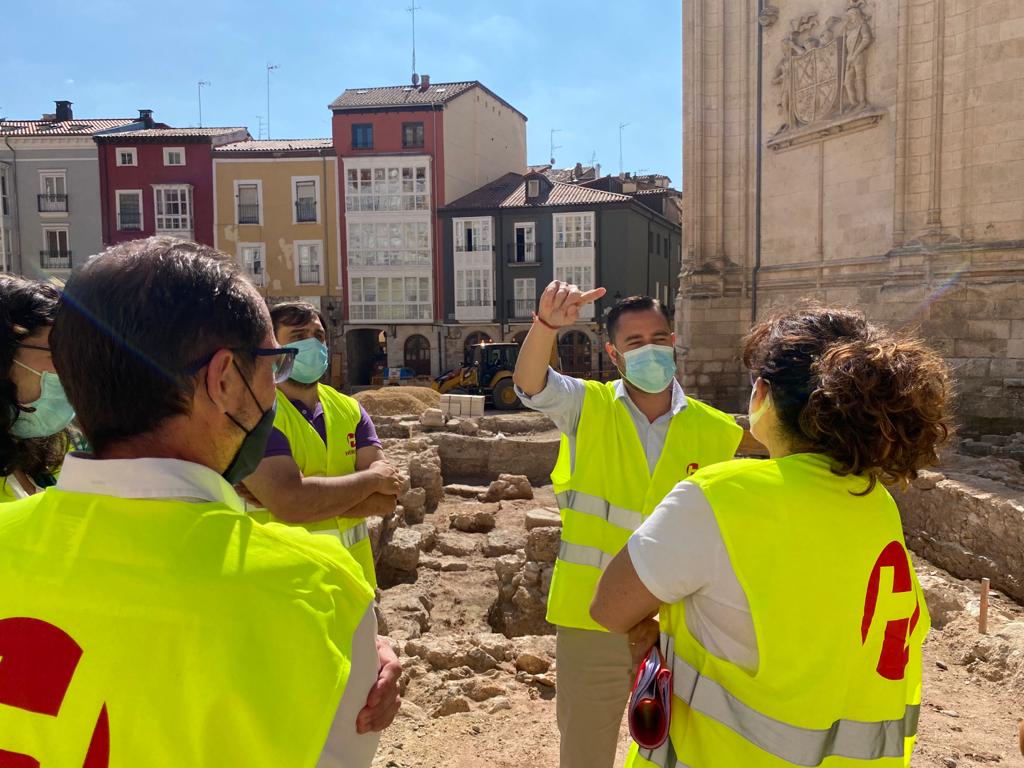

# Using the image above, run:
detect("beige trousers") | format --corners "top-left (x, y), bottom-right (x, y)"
top-left (556, 626), bottom-right (633, 768)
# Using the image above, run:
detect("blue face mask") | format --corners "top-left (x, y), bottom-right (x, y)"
top-left (10, 360), bottom-right (76, 438)
top-left (617, 343), bottom-right (677, 394)
top-left (289, 337), bottom-right (329, 384)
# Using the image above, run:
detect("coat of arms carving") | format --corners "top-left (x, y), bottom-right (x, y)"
top-left (769, 0), bottom-right (877, 146)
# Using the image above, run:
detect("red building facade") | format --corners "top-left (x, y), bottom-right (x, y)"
top-left (95, 127), bottom-right (247, 247)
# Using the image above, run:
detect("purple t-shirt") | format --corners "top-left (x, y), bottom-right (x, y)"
top-left (264, 399), bottom-right (381, 459)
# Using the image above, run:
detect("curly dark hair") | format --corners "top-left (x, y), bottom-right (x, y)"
top-left (0, 275), bottom-right (68, 481)
top-left (742, 304), bottom-right (954, 493)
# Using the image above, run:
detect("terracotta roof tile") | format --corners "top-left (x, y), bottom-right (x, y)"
top-left (0, 119), bottom-right (137, 136)
top-left (213, 139), bottom-right (333, 154)
top-left (97, 127), bottom-right (249, 139)
top-left (445, 173), bottom-right (632, 210)
top-left (329, 80), bottom-right (526, 119)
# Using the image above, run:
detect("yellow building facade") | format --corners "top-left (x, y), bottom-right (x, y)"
top-left (212, 139), bottom-right (340, 307)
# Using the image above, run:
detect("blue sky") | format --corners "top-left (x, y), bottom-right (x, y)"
top-left (4, 0), bottom-right (681, 184)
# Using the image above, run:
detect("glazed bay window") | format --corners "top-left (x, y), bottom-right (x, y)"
top-left (454, 253), bottom-right (494, 321)
top-left (347, 221), bottom-right (430, 268)
top-left (296, 241), bottom-right (322, 285)
top-left (345, 163), bottom-right (429, 212)
top-left (116, 190), bottom-right (142, 231)
top-left (349, 276), bottom-right (432, 322)
top-left (553, 260), bottom-right (595, 320)
top-left (454, 217), bottom-right (493, 253)
top-left (553, 212), bottom-right (594, 249)
top-left (154, 185), bottom-right (192, 233)
top-left (294, 179), bottom-right (317, 223)
top-left (240, 243), bottom-right (265, 287)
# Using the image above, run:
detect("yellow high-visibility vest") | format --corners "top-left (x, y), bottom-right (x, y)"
top-left (252, 385), bottom-right (376, 588)
top-left (546, 380), bottom-right (742, 631)
top-left (0, 486), bottom-right (374, 767)
top-left (628, 454), bottom-right (928, 767)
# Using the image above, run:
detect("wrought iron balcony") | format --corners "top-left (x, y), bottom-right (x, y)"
top-left (237, 203), bottom-right (260, 224)
top-left (118, 211), bottom-right (142, 231)
top-left (298, 263), bottom-right (321, 284)
top-left (40, 250), bottom-right (72, 270)
top-left (507, 298), bottom-right (535, 320)
top-left (295, 199), bottom-right (317, 222)
top-left (38, 194), bottom-right (68, 213)
top-left (507, 241), bottom-right (541, 264)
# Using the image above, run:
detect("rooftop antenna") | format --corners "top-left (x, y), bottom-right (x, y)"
top-left (197, 80), bottom-right (210, 127)
top-left (408, 3), bottom-right (422, 82)
top-left (266, 63), bottom-right (279, 139)
top-left (590, 149), bottom-right (597, 166)
top-left (549, 128), bottom-right (562, 166)
top-left (256, 116), bottom-right (265, 140)
top-left (618, 122), bottom-right (630, 176)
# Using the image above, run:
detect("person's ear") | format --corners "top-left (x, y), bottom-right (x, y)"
top-left (203, 349), bottom-right (238, 414)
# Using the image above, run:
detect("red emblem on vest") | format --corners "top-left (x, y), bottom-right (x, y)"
top-left (0, 617), bottom-right (109, 766)
top-left (685, 463), bottom-right (699, 476)
top-left (860, 541), bottom-right (921, 681)
top-left (348, 432), bottom-right (356, 450)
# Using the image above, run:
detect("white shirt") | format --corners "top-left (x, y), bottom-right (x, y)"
top-left (57, 454), bottom-right (380, 766)
top-left (628, 481), bottom-right (758, 672)
top-left (516, 367), bottom-right (689, 473)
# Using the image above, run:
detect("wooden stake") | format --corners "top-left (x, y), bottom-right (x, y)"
top-left (979, 578), bottom-right (990, 635)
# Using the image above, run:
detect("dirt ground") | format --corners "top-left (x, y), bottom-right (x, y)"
top-left (371, 485), bottom-right (1024, 768)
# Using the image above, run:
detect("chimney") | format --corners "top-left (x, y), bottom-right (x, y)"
top-left (138, 109), bottom-right (154, 128)
top-left (574, 162), bottom-right (583, 180)
top-left (55, 101), bottom-right (73, 122)
top-left (419, 74), bottom-right (431, 92)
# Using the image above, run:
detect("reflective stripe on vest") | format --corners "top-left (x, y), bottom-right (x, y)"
top-left (555, 489), bottom-right (644, 532)
top-left (310, 521), bottom-right (368, 550)
top-left (637, 633), bottom-right (920, 767)
top-left (558, 539), bottom-right (615, 571)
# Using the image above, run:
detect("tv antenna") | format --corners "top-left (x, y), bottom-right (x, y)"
top-left (197, 80), bottom-right (210, 127)
top-left (408, 3), bottom-right (422, 81)
top-left (266, 63), bottom-right (279, 139)
top-left (256, 116), bottom-right (265, 140)
top-left (549, 128), bottom-right (562, 166)
top-left (618, 122), bottom-right (630, 176)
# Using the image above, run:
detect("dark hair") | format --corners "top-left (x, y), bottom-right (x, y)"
top-left (742, 304), bottom-right (953, 492)
top-left (605, 295), bottom-right (671, 343)
top-left (51, 236), bottom-right (269, 452)
top-left (0, 275), bottom-right (68, 478)
top-left (270, 301), bottom-right (326, 335)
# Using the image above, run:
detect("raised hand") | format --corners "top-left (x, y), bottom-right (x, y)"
top-left (536, 281), bottom-right (607, 329)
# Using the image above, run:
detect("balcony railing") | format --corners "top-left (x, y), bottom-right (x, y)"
top-left (38, 194), bottom-right (68, 213)
top-left (295, 199), bottom-right (317, 222)
top-left (237, 203), bottom-right (260, 224)
top-left (298, 263), bottom-right (321, 284)
top-left (118, 211), bottom-right (142, 231)
top-left (40, 250), bottom-right (72, 270)
top-left (507, 241), bottom-right (541, 264)
top-left (555, 238), bottom-right (593, 249)
top-left (507, 298), bottom-right (535, 320)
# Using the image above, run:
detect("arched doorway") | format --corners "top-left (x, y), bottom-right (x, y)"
top-left (346, 328), bottom-right (387, 385)
top-left (404, 334), bottom-right (431, 377)
top-left (464, 331), bottom-right (492, 349)
top-left (512, 330), bottom-right (529, 346)
top-left (558, 330), bottom-right (592, 376)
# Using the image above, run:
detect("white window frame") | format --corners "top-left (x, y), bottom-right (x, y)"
top-left (527, 179), bottom-right (540, 197)
top-left (512, 277), bottom-right (536, 319)
top-left (453, 250), bottom-right (494, 321)
top-left (347, 220), bottom-right (431, 269)
top-left (234, 179), bottom-right (263, 226)
top-left (291, 175), bottom-right (320, 225)
top-left (41, 225), bottom-right (71, 271)
top-left (39, 170), bottom-right (67, 197)
top-left (342, 156), bottom-right (431, 213)
top-left (116, 148), bottom-right (137, 167)
top-left (115, 189), bottom-right (144, 232)
top-left (513, 222), bottom-right (537, 263)
top-left (553, 212), bottom-right (595, 249)
top-left (163, 147), bottom-right (186, 167)
top-left (153, 184), bottom-right (193, 233)
top-left (295, 240), bottom-right (324, 286)
top-left (1, 167), bottom-right (11, 217)
top-left (453, 217), bottom-right (493, 253)
top-left (238, 242), bottom-right (266, 287)
top-left (348, 275), bottom-right (433, 322)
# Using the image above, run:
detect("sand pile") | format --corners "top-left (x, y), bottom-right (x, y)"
top-left (355, 386), bottom-right (441, 417)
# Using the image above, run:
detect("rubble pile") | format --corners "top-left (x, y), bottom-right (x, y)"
top-left (488, 509), bottom-right (561, 637)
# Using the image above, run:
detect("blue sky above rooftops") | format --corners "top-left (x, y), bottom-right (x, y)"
top-left (4, 0), bottom-right (681, 185)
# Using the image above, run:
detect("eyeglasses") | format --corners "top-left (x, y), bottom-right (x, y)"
top-left (189, 347), bottom-right (298, 384)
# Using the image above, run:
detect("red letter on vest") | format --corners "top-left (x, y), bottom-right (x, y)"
top-left (860, 542), bottom-right (921, 681)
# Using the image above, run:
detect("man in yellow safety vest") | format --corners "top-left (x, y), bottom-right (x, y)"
top-left (0, 236), bottom-right (400, 766)
top-left (513, 282), bottom-right (742, 768)
top-left (242, 301), bottom-right (400, 589)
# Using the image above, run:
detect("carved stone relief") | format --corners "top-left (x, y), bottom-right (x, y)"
top-left (767, 0), bottom-right (883, 150)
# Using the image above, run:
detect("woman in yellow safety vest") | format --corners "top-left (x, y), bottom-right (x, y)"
top-left (0, 275), bottom-right (74, 502)
top-left (592, 304), bottom-right (953, 768)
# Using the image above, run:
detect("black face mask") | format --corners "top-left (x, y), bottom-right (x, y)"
top-left (222, 361), bottom-right (277, 485)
